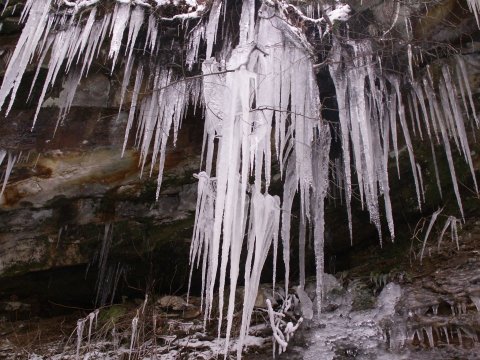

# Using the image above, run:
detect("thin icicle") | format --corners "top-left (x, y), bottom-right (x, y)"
top-left (122, 65), bottom-right (144, 157)
top-left (281, 154), bottom-right (297, 294)
top-left (430, 141), bottom-right (443, 199)
top-left (456, 56), bottom-right (479, 127)
top-left (392, 77), bottom-right (423, 211)
top-left (467, 0), bottom-right (480, 28)
top-left (117, 6), bottom-right (144, 112)
top-left (420, 208), bottom-right (442, 264)
top-left (423, 80), bottom-right (465, 219)
top-left (76, 318), bottom-right (86, 359)
top-left (442, 66), bottom-right (479, 195)
top-left (407, 44), bottom-right (414, 80)
top-left (144, 14), bottom-right (159, 55)
top-left (0, 152), bottom-right (17, 198)
top-left (416, 163), bottom-right (425, 204)
top-left (311, 124), bottom-right (331, 315)
top-left (437, 216), bottom-right (453, 251)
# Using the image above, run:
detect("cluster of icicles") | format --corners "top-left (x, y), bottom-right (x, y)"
top-left (329, 38), bottom-right (479, 244)
top-left (389, 296), bottom-right (480, 349)
top-left (0, 0), bottom-right (479, 357)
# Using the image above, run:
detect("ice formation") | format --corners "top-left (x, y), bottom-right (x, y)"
top-left (266, 297), bottom-right (303, 355)
top-left (1, 0), bottom-right (480, 358)
top-left (75, 310), bottom-right (100, 359)
top-left (468, 0), bottom-right (480, 27)
top-left (0, 150), bottom-right (16, 198)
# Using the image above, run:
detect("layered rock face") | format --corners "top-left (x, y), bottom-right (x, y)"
top-left (0, 7), bottom-right (204, 304)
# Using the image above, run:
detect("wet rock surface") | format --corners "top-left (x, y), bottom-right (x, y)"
top-left (1, 216), bottom-right (480, 359)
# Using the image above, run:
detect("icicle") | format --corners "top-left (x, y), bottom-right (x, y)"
top-left (76, 318), bottom-right (86, 359)
top-left (298, 212), bottom-right (306, 288)
top-left (186, 23), bottom-right (205, 69)
top-left (311, 124), bottom-right (331, 315)
top-left (438, 81), bottom-right (461, 151)
top-left (381, 99), bottom-right (395, 240)
top-left (66, 7), bottom-right (98, 72)
top-left (409, 93), bottom-right (424, 139)
top-left (187, 4), bottom-right (327, 355)
top-left (467, 0), bottom-right (480, 28)
top-left (87, 311), bottom-right (95, 345)
top-left (129, 310), bottom-right (139, 360)
top-left (82, 14), bottom-right (113, 77)
top-left (437, 216), bottom-right (453, 251)
top-left (416, 163), bottom-right (425, 204)
top-left (238, 0), bottom-right (255, 44)
top-left (470, 295), bottom-right (480, 312)
top-left (407, 44), bottom-right (414, 80)
top-left (0, 0), bottom-right (52, 115)
top-left (456, 56), bottom-right (479, 127)
top-left (423, 80), bottom-right (465, 219)
top-left (56, 70), bottom-right (83, 129)
top-left (205, 0), bottom-right (222, 59)
top-left (443, 326), bottom-right (450, 344)
top-left (125, 6), bottom-right (144, 64)
top-left (117, 6), bottom-right (144, 112)
top-left (407, 93), bottom-right (418, 138)
top-left (109, 2), bottom-right (131, 73)
top-left (95, 223), bottom-right (113, 306)
top-left (430, 141), bottom-right (443, 199)
top-left (442, 66), bottom-right (479, 195)
top-left (0, 150), bottom-right (6, 168)
top-left (389, 94), bottom-right (401, 177)
top-left (122, 65), bottom-right (144, 157)
top-left (187, 172), bottom-right (215, 311)
top-left (329, 39), bottom-right (353, 241)
top-left (451, 218), bottom-right (460, 250)
top-left (281, 153), bottom-right (297, 294)
top-left (392, 77), bottom-right (422, 211)
top-left (144, 14), bottom-right (159, 55)
top-left (237, 190), bottom-right (281, 359)
top-left (1, 0), bottom-right (9, 16)
top-left (424, 326), bottom-right (434, 347)
top-left (455, 61), bottom-right (473, 129)
top-left (412, 81), bottom-right (435, 141)
top-left (420, 208), bottom-right (442, 264)
top-left (458, 328), bottom-right (463, 347)
top-left (31, 21), bottom-right (88, 128)
top-left (0, 152), bottom-right (17, 198)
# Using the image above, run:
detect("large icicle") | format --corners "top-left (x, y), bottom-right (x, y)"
top-left (311, 124), bottom-right (331, 315)
top-left (109, 2), bottom-right (131, 72)
top-left (205, 0), bottom-right (222, 59)
top-left (237, 190), bottom-right (280, 359)
top-left (329, 39), bottom-right (353, 241)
